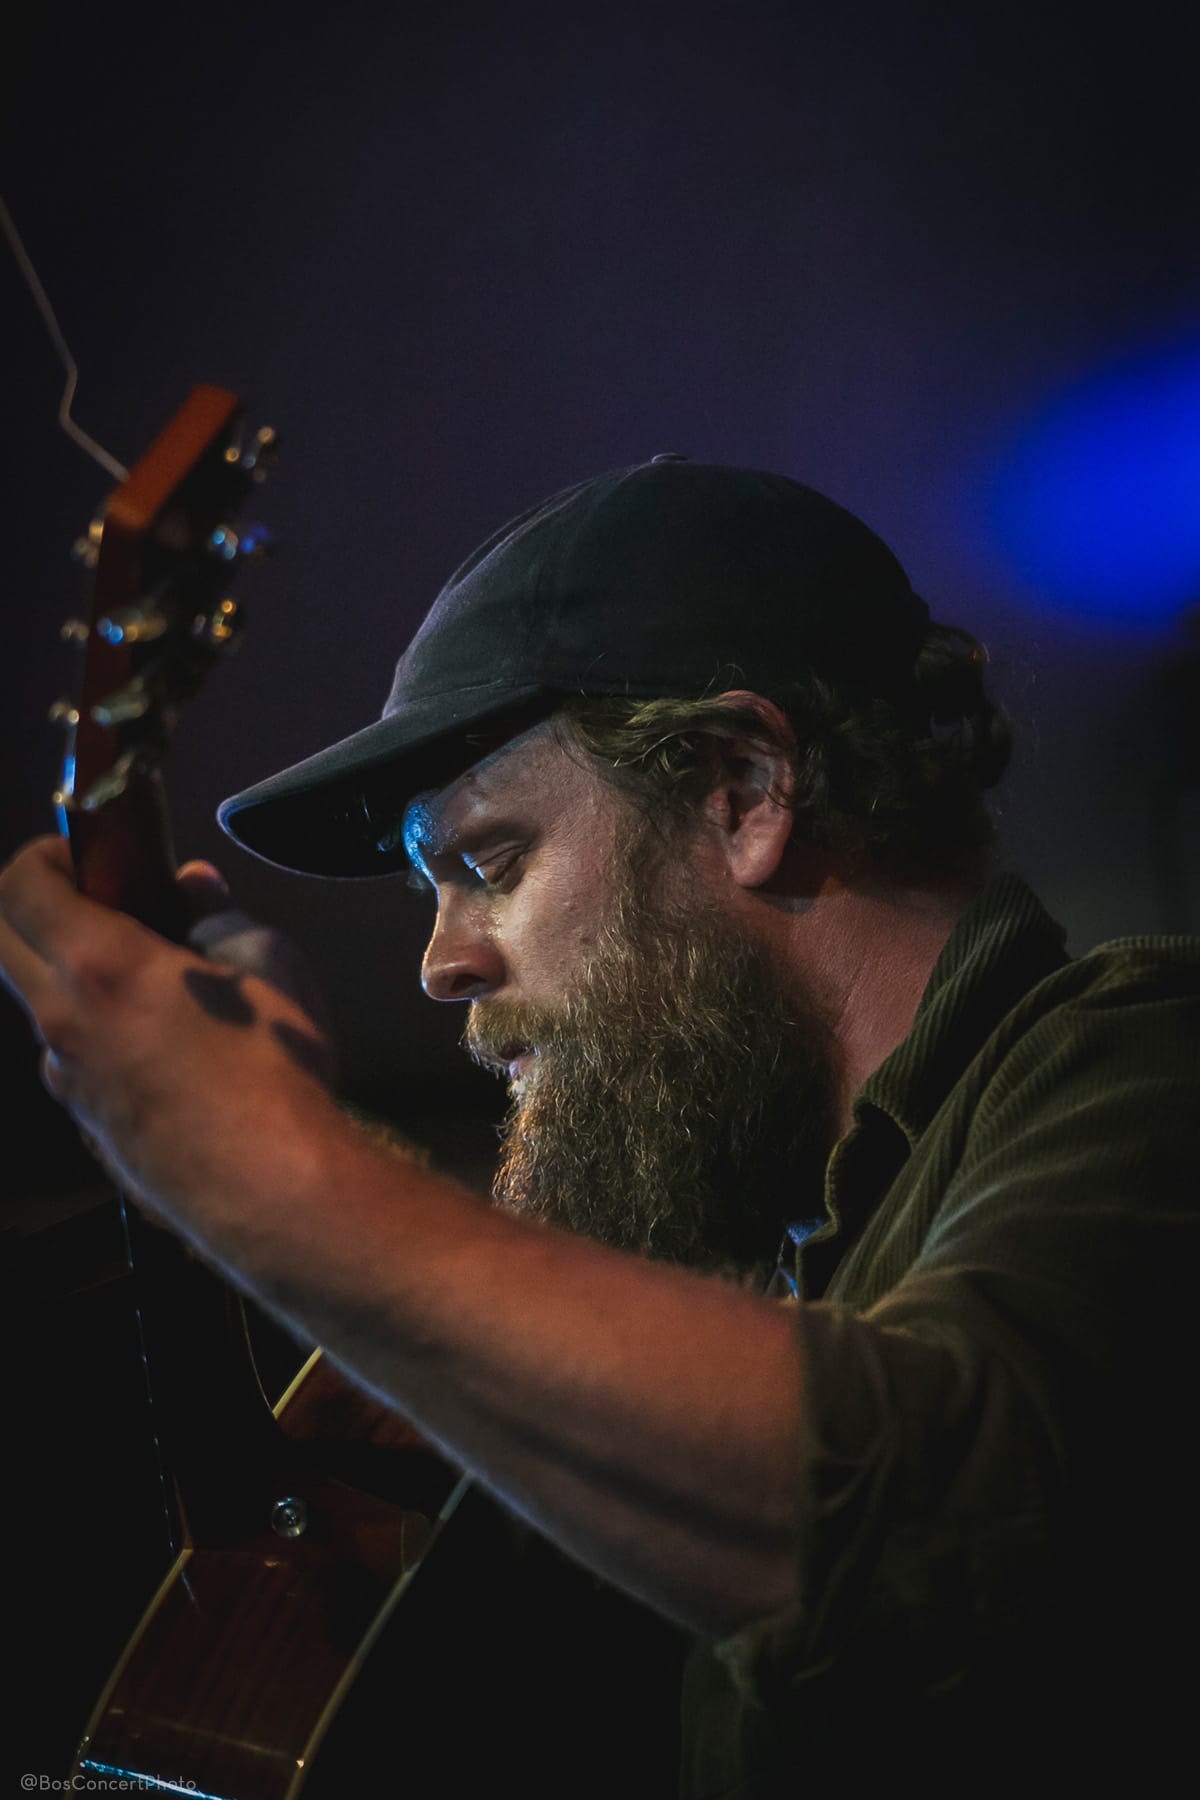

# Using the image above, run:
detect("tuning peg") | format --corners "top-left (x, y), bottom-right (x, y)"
top-left (209, 521), bottom-right (274, 562)
top-left (238, 522), bottom-right (273, 558)
top-left (247, 424), bottom-right (278, 480)
top-left (90, 677), bottom-right (150, 727)
top-left (60, 619), bottom-right (89, 644)
top-left (48, 700), bottom-right (81, 727)
top-left (98, 606), bottom-right (169, 646)
top-left (79, 750), bottom-right (137, 812)
top-left (195, 598), bottom-right (242, 649)
top-left (71, 516), bottom-right (106, 567)
top-left (223, 425), bottom-right (277, 480)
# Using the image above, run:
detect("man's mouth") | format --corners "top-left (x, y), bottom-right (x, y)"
top-left (463, 1014), bottom-right (543, 1082)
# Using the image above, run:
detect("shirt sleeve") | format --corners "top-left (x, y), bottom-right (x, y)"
top-left (713, 949), bottom-right (1200, 1713)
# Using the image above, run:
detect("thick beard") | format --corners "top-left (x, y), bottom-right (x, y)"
top-left (465, 822), bottom-right (836, 1280)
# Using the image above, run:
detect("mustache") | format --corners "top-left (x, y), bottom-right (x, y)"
top-left (464, 1000), bottom-right (566, 1075)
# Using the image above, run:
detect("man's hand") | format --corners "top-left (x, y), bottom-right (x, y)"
top-left (0, 835), bottom-right (335, 1231)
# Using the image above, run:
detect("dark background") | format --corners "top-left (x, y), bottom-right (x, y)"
top-left (3, 0), bottom-right (1200, 1776)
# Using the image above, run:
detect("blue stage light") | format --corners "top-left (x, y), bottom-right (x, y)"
top-left (991, 338), bottom-right (1200, 626)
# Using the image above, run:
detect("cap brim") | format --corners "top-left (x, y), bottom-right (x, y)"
top-left (218, 684), bottom-right (550, 876)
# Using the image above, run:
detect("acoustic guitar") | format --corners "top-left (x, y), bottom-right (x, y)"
top-left (56, 387), bottom-right (468, 1799)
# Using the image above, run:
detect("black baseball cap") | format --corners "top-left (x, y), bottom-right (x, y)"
top-left (218, 457), bottom-right (929, 876)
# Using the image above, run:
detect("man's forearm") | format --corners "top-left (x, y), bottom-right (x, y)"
top-left (206, 1105), bottom-right (804, 1637)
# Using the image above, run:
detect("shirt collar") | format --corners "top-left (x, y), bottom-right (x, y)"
top-left (772, 873), bottom-right (1070, 1300)
top-left (854, 872), bottom-right (1069, 1147)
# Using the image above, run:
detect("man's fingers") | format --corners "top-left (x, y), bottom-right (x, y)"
top-left (40, 1045), bottom-right (71, 1101)
top-left (0, 833), bottom-right (155, 975)
top-left (0, 841), bottom-right (90, 1058)
top-left (176, 860), bottom-right (231, 925)
top-left (32, 834), bottom-right (73, 875)
top-left (0, 834), bottom-right (84, 959)
top-left (0, 836), bottom-right (77, 996)
top-left (0, 906), bottom-right (57, 1016)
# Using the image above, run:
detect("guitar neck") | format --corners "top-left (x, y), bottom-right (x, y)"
top-left (70, 767), bottom-right (183, 932)
top-left (61, 385), bottom-right (295, 1548)
top-left (121, 1206), bottom-right (300, 1544)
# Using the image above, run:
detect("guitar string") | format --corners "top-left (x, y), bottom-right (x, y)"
top-left (0, 191), bottom-right (130, 483)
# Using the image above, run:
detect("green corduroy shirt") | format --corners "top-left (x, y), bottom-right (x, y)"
top-left (682, 874), bottom-right (1200, 1794)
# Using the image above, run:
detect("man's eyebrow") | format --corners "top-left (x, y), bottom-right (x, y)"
top-left (401, 794), bottom-right (478, 890)
top-left (401, 795), bottom-right (446, 867)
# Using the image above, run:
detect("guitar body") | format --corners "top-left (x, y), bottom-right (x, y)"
top-left (74, 1355), bottom-right (467, 1800)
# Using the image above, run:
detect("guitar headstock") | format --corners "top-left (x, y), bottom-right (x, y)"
top-left (54, 384), bottom-right (275, 927)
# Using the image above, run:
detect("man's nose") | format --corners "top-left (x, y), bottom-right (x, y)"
top-left (421, 902), bottom-right (506, 1001)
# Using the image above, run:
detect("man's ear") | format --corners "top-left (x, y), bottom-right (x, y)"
top-left (697, 691), bottom-right (798, 889)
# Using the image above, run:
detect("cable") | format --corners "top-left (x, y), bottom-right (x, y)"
top-left (1, 191), bottom-right (129, 483)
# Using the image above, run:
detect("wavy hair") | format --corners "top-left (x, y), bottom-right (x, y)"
top-left (553, 623), bottom-right (1011, 879)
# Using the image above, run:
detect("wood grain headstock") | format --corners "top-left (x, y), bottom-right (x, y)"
top-left (55, 384), bottom-right (274, 930)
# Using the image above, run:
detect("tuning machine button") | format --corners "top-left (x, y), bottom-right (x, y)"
top-left (247, 424), bottom-right (278, 480)
top-left (236, 522), bottom-right (273, 558)
top-left (195, 598), bottom-right (242, 648)
top-left (78, 750), bottom-right (138, 811)
top-left (70, 516), bottom-right (105, 569)
top-left (60, 619), bottom-right (89, 644)
top-left (90, 677), bottom-right (150, 727)
top-left (223, 424), bottom-right (278, 482)
top-left (97, 607), bottom-right (169, 646)
top-left (48, 700), bottom-right (81, 727)
top-left (208, 523), bottom-right (273, 562)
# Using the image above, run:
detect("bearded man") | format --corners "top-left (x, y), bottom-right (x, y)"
top-left (2, 459), bottom-right (1197, 1791)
